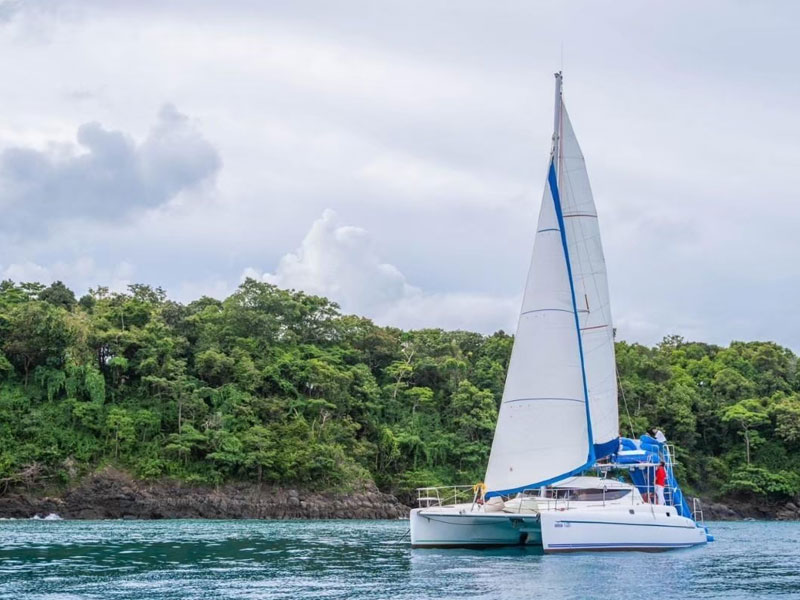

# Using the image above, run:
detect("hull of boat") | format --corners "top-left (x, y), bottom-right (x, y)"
top-left (410, 506), bottom-right (707, 552)
top-left (410, 508), bottom-right (542, 548)
top-left (539, 507), bottom-right (707, 553)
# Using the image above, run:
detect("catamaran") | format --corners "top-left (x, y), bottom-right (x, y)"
top-left (409, 73), bottom-right (712, 552)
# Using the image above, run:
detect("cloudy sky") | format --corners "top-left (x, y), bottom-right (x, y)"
top-left (1, 1), bottom-right (799, 348)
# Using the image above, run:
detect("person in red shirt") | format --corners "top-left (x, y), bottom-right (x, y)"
top-left (655, 460), bottom-right (667, 505)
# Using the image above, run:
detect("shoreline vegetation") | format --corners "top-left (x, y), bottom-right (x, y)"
top-left (1, 279), bottom-right (799, 520)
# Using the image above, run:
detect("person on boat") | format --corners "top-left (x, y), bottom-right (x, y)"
top-left (649, 427), bottom-right (667, 443)
top-left (655, 460), bottom-right (667, 505)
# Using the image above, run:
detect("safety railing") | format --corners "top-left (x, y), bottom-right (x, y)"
top-left (513, 489), bottom-right (568, 513)
top-left (664, 443), bottom-right (678, 465)
top-left (416, 485), bottom-right (476, 508)
top-left (692, 497), bottom-right (705, 524)
top-left (514, 485), bottom-right (639, 512)
top-left (640, 483), bottom-right (677, 504)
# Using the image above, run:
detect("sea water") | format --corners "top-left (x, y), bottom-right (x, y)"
top-left (0, 519), bottom-right (798, 599)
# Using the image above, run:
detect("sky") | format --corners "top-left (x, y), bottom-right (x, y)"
top-left (1, 0), bottom-right (799, 348)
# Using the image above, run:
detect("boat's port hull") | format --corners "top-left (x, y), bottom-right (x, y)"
top-left (410, 505), bottom-right (707, 553)
top-left (410, 507), bottom-right (542, 548)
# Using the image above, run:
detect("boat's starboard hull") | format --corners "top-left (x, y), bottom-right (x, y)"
top-left (538, 507), bottom-right (707, 553)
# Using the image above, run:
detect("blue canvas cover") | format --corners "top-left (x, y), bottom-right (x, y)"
top-left (615, 435), bottom-right (693, 519)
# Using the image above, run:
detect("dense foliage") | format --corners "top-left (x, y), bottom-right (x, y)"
top-left (1, 279), bottom-right (799, 502)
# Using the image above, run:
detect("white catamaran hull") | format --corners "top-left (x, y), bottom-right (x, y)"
top-left (538, 508), bottom-right (707, 552)
top-left (410, 505), bottom-right (707, 553)
top-left (410, 508), bottom-right (542, 548)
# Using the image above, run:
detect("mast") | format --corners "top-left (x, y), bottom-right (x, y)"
top-left (553, 71), bottom-right (563, 179)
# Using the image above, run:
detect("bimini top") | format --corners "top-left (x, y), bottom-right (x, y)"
top-left (484, 73), bottom-right (618, 498)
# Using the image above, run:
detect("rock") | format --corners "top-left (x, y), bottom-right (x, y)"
top-left (0, 468), bottom-right (411, 521)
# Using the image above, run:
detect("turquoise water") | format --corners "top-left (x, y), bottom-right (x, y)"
top-left (0, 519), bottom-right (798, 599)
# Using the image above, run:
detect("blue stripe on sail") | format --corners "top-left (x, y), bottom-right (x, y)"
top-left (593, 438), bottom-right (620, 460)
top-left (549, 162), bottom-right (595, 456)
top-left (485, 161), bottom-right (596, 501)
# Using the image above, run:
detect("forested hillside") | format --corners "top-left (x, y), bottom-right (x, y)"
top-left (1, 279), bottom-right (798, 503)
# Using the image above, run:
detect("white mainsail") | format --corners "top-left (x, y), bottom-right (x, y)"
top-left (557, 103), bottom-right (619, 457)
top-left (484, 73), bottom-right (617, 496)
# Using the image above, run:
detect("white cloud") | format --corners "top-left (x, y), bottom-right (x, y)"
top-left (0, 103), bottom-right (220, 232)
top-left (247, 210), bottom-right (518, 333)
top-left (258, 209), bottom-right (415, 315)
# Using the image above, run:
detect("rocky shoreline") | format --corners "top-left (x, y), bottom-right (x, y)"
top-left (1, 468), bottom-right (798, 521)
top-left (701, 497), bottom-right (800, 521)
top-left (0, 469), bottom-right (410, 520)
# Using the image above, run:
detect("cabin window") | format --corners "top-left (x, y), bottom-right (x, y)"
top-left (546, 488), bottom-right (631, 501)
top-left (571, 488), bottom-right (631, 501)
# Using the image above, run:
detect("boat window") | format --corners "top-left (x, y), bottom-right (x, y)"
top-left (545, 488), bottom-right (631, 501)
top-left (571, 488), bottom-right (631, 501)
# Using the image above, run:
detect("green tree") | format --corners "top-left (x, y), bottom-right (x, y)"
top-left (721, 399), bottom-right (770, 465)
top-left (39, 281), bottom-right (77, 310)
top-left (711, 368), bottom-right (755, 403)
top-left (2, 302), bottom-right (74, 385)
top-left (165, 424), bottom-right (207, 466)
top-left (772, 397), bottom-right (800, 446)
top-left (106, 407), bottom-right (135, 459)
top-left (242, 425), bottom-right (277, 483)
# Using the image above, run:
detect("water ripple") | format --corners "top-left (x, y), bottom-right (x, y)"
top-left (0, 520), bottom-right (798, 599)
